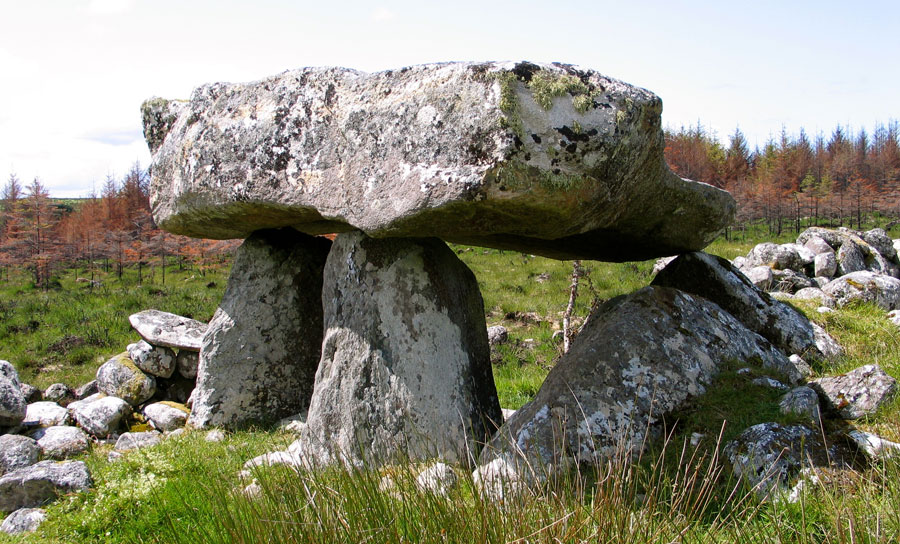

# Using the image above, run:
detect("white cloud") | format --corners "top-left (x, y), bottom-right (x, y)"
top-left (87, 0), bottom-right (135, 15)
top-left (371, 6), bottom-right (396, 22)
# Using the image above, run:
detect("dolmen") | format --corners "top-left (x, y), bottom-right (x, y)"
top-left (142, 61), bottom-right (736, 467)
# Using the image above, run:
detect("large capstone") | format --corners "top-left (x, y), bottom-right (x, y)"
top-left (143, 61), bottom-right (734, 261)
top-left (188, 229), bottom-right (331, 429)
top-left (481, 286), bottom-right (798, 468)
top-left (297, 232), bottom-right (501, 466)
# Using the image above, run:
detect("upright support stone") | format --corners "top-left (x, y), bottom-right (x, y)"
top-left (299, 232), bottom-right (501, 466)
top-left (188, 229), bottom-right (331, 429)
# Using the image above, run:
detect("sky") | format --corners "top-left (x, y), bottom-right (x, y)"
top-left (1, 0), bottom-right (898, 197)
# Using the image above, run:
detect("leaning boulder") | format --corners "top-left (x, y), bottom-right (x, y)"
top-left (299, 232), bottom-right (501, 466)
top-left (129, 310), bottom-right (207, 351)
top-left (481, 286), bottom-right (798, 467)
top-left (0, 461), bottom-right (92, 513)
top-left (96, 353), bottom-right (156, 406)
top-left (809, 364), bottom-right (897, 419)
top-left (652, 251), bottom-right (817, 358)
top-left (189, 229), bottom-right (331, 429)
top-left (144, 61), bottom-right (734, 261)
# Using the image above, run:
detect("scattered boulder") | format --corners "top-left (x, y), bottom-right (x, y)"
top-left (744, 266), bottom-right (774, 291)
top-left (724, 422), bottom-right (855, 499)
top-left (129, 310), bottom-right (207, 352)
top-left (836, 240), bottom-right (867, 276)
top-left (127, 340), bottom-right (176, 379)
top-left (792, 287), bottom-right (833, 306)
top-left (299, 232), bottom-right (501, 467)
top-left (22, 402), bottom-right (70, 428)
top-left (0, 361), bottom-right (26, 427)
top-left (803, 235), bottom-right (834, 256)
top-left (744, 242), bottom-right (802, 271)
top-left (810, 364), bottom-right (897, 419)
top-left (42, 384), bottom-right (75, 407)
top-left (862, 228), bottom-right (897, 262)
top-left (821, 271), bottom-right (900, 310)
top-left (813, 251), bottom-right (837, 278)
top-left (144, 61), bottom-right (735, 261)
top-left (69, 395), bottom-right (131, 438)
top-left (0, 436), bottom-right (39, 476)
top-left (779, 386), bottom-right (821, 426)
top-left (176, 350), bottom-right (199, 380)
top-left (114, 432), bottom-right (162, 452)
top-left (651, 251), bottom-right (818, 358)
top-left (19, 384), bottom-right (41, 404)
top-left (416, 463), bottom-right (459, 496)
top-left (189, 229), bottom-right (331, 429)
top-left (889, 309), bottom-right (900, 327)
top-left (96, 353), bottom-right (156, 406)
top-left (1, 507), bottom-right (46, 535)
top-left (847, 429), bottom-right (900, 458)
top-left (487, 325), bottom-right (509, 346)
top-left (74, 380), bottom-right (99, 400)
top-left (482, 286), bottom-right (798, 467)
top-left (811, 323), bottom-right (843, 359)
top-left (143, 402), bottom-right (189, 432)
top-left (204, 429), bottom-right (226, 443)
top-left (0, 460), bottom-right (92, 513)
top-left (30, 426), bottom-right (90, 460)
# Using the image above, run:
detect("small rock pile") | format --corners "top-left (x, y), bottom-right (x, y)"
top-left (733, 226), bottom-right (900, 312)
top-left (0, 309), bottom-right (203, 535)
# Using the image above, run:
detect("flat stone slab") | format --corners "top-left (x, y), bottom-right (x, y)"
top-left (129, 310), bottom-right (207, 351)
top-left (143, 61), bottom-right (734, 261)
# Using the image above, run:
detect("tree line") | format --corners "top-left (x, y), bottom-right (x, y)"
top-left (664, 121), bottom-right (900, 237)
top-left (0, 163), bottom-right (238, 290)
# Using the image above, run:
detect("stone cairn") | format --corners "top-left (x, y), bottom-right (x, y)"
top-left (2, 63), bottom-right (898, 532)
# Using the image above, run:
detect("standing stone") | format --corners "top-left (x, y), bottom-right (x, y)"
top-left (189, 229), bottom-right (331, 429)
top-left (96, 353), bottom-right (156, 406)
top-left (299, 232), bottom-right (501, 466)
top-left (480, 286), bottom-right (797, 468)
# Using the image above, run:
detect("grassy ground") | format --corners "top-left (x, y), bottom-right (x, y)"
top-left (1, 225), bottom-right (900, 542)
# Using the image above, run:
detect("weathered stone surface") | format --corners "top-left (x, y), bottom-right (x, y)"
top-left (724, 423), bottom-right (854, 499)
top-left (836, 241), bottom-right (867, 276)
top-left (814, 251), bottom-right (837, 278)
top-left (299, 232), bottom-right (501, 466)
top-left (31, 426), bottom-right (90, 460)
top-left (114, 431), bottom-right (161, 452)
top-left (847, 429), bottom-right (900, 458)
top-left (144, 402), bottom-right (189, 432)
top-left (416, 462), bottom-right (459, 496)
top-left (743, 265), bottom-right (774, 291)
top-left (744, 242), bottom-right (803, 271)
top-left (74, 380), bottom-right (98, 400)
top-left (189, 229), bottom-right (331, 429)
top-left (0, 361), bottom-right (25, 427)
top-left (811, 323), bottom-right (843, 359)
top-left (810, 364), bottom-right (897, 419)
top-left (129, 310), bottom-right (207, 351)
top-left (42, 384), bottom-right (74, 407)
top-left (652, 252), bottom-right (817, 357)
top-left (804, 235), bottom-right (834, 256)
top-left (22, 402), bottom-right (70, 428)
top-left (482, 286), bottom-right (796, 467)
top-left (863, 228), bottom-right (897, 262)
top-left (19, 384), bottom-right (41, 404)
top-left (0, 436), bottom-right (39, 476)
top-left (176, 349), bottom-right (199, 380)
top-left (1, 507), bottom-right (46, 535)
top-left (487, 325), bottom-right (509, 346)
top-left (96, 353), bottom-right (156, 406)
top-left (822, 271), bottom-right (900, 310)
top-left (143, 62), bottom-right (735, 261)
top-left (0, 460), bottom-right (91, 513)
top-left (889, 309), bottom-right (900, 327)
top-left (779, 386), bottom-right (821, 426)
top-left (127, 340), bottom-right (176, 379)
top-left (771, 269), bottom-right (815, 293)
top-left (70, 395), bottom-right (131, 438)
top-left (792, 287), bottom-right (833, 306)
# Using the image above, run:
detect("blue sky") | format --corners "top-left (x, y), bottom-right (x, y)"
top-left (1, 0), bottom-right (897, 196)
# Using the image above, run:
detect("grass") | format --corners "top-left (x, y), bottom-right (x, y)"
top-left (1, 225), bottom-right (900, 542)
